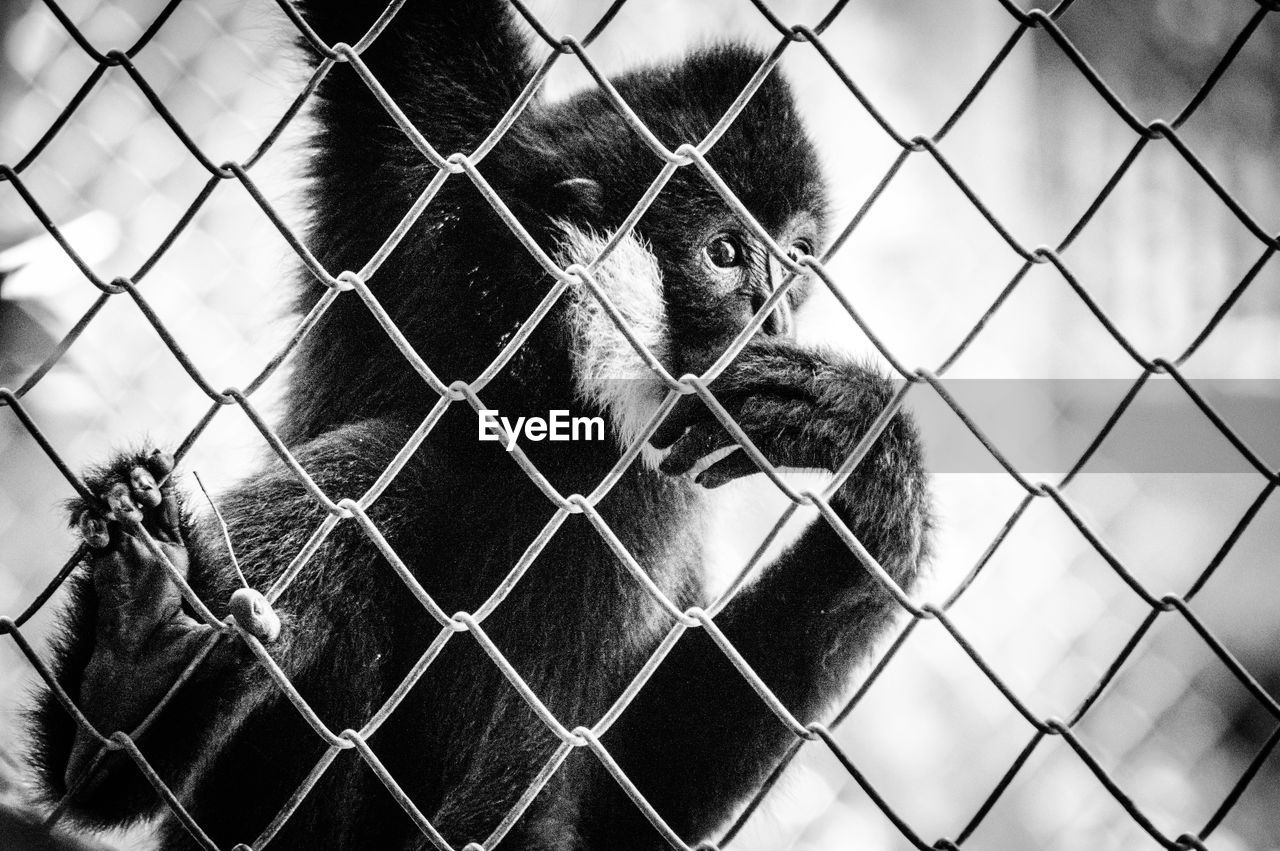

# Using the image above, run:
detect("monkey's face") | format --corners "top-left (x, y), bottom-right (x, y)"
top-left (547, 44), bottom-right (830, 382)
top-left (602, 49), bottom-right (829, 378)
top-left (659, 210), bottom-right (821, 378)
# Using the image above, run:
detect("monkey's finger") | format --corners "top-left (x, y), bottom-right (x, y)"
top-left (129, 467), bottom-right (163, 510)
top-left (651, 399), bottom-right (701, 448)
top-left (651, 392), bottom-right (734, 449)
top-left (138, 449), bottom-right (183, 542)
top-left (230, 588), bottom-right (281, 644)
top-left (694, 450), bottom-right (761, 489)
top-left (650, 421), bottom-right (687, 450)
top-left (144, 448), bottom-right (175, 481)
top-left (659, 422), bottom-right (733, 477)
top-left (106, 482), bottom-right (143, 530)
top-left (76, 510), bottom-right (112, 549)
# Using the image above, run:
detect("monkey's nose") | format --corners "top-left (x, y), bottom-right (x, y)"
top-left (761, 295), bottom-right (793, 339)
top-left (756, 256), bottom-right (795, 339)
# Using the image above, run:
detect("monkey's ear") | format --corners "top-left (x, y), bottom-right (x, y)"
top-left (550, 177), bottom-right (604, 219)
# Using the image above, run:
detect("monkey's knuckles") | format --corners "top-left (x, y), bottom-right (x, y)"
top-left (652, 348), bottom-right (807, 450)
top-left (75, 454), bottom-right (184, 556)
top-left (76, 510), bottom-right (111, 550)
top-left (650, 394), bottom-right (712, 449)
top-left (658, 392), bottom-right (804, 481)
top-left (144, 448), bottom-right (176, 479)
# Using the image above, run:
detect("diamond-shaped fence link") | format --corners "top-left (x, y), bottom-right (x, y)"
top-left (1, 0), bottom-right (1278, 849)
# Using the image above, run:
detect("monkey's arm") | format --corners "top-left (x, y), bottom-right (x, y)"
top-left (298, 0), bottom-right (532, 185)
top-left (281, 0), bottom-right (548, 445)
top-left (598, 342), bottom-right (930, 842)
top-left (30, 423), bottom-right (411, 835)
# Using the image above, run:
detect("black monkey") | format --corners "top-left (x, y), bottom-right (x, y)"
top-left (28, 2), bottom-right (930, 849)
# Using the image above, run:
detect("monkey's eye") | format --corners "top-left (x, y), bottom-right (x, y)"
top-left (705, 235), bottom-right (743, 268)
top-left (786, 240), bottom-right (813, 264)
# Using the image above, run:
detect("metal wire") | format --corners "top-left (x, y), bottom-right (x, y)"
top-left (2, 0), bottom-right (1278, 849)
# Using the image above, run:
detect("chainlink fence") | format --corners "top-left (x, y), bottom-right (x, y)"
top-left (2, 0), bottom-right (1279, 849)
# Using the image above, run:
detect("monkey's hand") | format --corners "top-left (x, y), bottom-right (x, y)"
top-left (62, 449), bottom-right (215, 790)
top-left (652, 340), bottom-right (929, 577)
top-left (653, 341), bottom-right (918, 483)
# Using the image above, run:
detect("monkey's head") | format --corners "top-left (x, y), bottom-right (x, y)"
top-left (530, 45), bottom-right (828, 457)
top-left (537, 44), bottom-right (829, 382)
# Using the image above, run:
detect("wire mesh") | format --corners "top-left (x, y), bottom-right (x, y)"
top-left (2, 0), bottom-right (1279, 849)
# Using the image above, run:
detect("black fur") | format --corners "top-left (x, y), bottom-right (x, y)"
top-left (27, 3), bottom-right (930, 849)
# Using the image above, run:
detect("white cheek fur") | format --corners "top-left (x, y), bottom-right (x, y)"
top-left (557, 224), bottom-right (670, 470)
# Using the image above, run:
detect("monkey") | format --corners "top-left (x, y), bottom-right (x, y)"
top-left (26, 2), bottom-right (931, 849)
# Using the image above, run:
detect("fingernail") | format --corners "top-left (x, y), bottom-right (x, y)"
top-left (78, 512), bottom-right (110, 548)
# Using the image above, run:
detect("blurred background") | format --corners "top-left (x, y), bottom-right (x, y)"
top-left (1, 0), bottom-right (1278, 849)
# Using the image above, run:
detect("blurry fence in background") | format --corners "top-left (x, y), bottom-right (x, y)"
top-left (2, 1), bottom-right (1279, 850)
